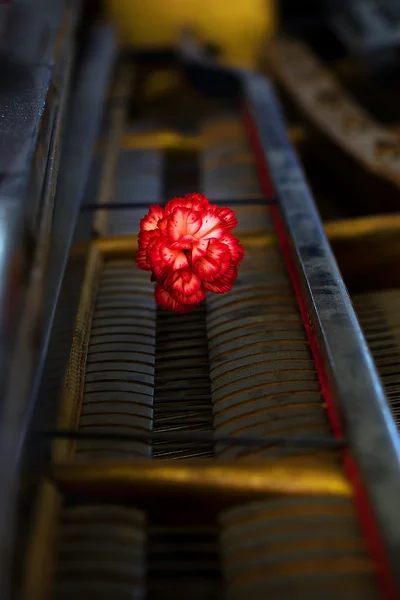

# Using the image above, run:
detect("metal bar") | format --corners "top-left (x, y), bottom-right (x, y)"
top-left (0, 24), bottom-right (116, 600)
top-left (28, 25), bottom-right (116, 458)
top-left (50, 460), bottom-right (352, 498)
top-left (244, 71), bottom-right (400, 592)
top-left (35, 429), bottom-right (346, 449)
top-left (0, 5), bottom-right (80, 598)
top-left (81, 197), bottom-right (277, 211)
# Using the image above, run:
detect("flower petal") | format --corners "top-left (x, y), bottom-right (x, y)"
top-left (170, 286), bottom-right (206, 305)
top-left (214, 206), bottom-right (238, 229)
top-left (184, 193), bottom-right (210, 212)
top-left (219, 233), bottom-right (245, 263)
top-left (155, 284), bottom-right (200, 313)
top-left (194, 212), bottom-right (226, 241)
top-left (191, 238), bottom-right (209, 262)
top-left (166, 207), bottom-right (202, 242)
top-left (140, 205), bottom-right (164, 231)
top-left (138, 228), bottom-right (161, 250)
top-left (160, 244), bottom-right (189, 270)
top-left (149, 240), bottom-right (189, 278)
top-left (157, 215), bottom-right (168, 233)
top-left (192, 240), bottom-right (231, 281)
top-left (165, 268), bottom-right (202, 296)
top-left (136, 248), bottom-right (151, 271)
top-left (137, 195), bottom-right (243, 312)
top-left (204, 264), bottom-right (239, 293)
top-left (165, 193), bottom-right (210, 215)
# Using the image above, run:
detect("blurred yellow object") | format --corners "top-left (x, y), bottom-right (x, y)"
top-left (105, 0), bottom-right (276, 69)
top-left (142, 70), bottom-right (181, 99)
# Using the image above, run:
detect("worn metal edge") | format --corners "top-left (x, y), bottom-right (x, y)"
top-left (27, 24), bottom-right (117, 459)
top-left (53, 247), bottom-right (102, 463)
top-left (244, 71), bottom-right (400, 590)
top-left (0, 24), bottom-right (116, 600)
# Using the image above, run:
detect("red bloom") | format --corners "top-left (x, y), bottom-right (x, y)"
top-left (137, 193), bottom-right (244, 313)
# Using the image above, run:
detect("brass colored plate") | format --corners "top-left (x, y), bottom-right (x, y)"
top-left (50, 458), bottom-right (351, 502)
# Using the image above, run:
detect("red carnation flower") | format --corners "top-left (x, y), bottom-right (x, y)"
top-left (136, 193), bottom-right (244, 313)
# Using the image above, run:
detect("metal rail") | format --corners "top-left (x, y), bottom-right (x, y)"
top-left (245, 71), bottom-right (400, 594)
top-left (0, 21), bottom-right (116, 600)
top-left (0, 4), bottom-right (79, 597)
